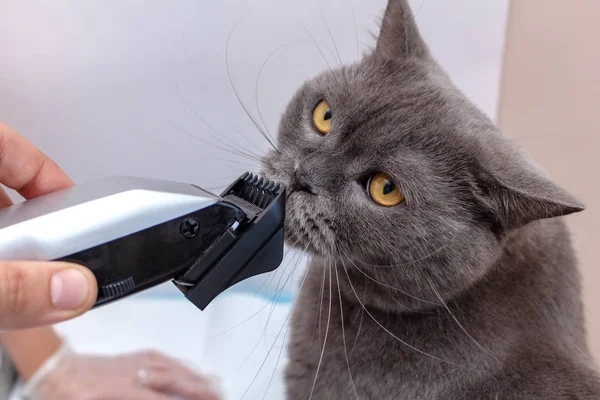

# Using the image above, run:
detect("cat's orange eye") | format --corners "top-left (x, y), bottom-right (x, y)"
top-left (312, 99), bottom-right (332, 135)
top-left (367, 173), bottom-right (404, 207)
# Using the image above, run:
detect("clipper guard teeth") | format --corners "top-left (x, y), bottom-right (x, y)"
top-left (179, 172), bottom-right (286, 310)
top-left (222, 172), bottom-right (283, 211)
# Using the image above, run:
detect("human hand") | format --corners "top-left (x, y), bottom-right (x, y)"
top-left (21, 344), bottom-right (222, 400)
top-left (0, 121), bottom-right (98, 330)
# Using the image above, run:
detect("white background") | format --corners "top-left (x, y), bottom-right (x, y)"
top-left (0, 0), bottom-right (509, 298)
top-left (1, 1), bottom-right (508, 398)
top-left (0, 0), bottom-right (508, 185)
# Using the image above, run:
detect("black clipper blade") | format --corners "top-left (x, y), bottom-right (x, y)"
top-left (221, 172), bottom-right (282, 219)
top-left (174, 172), bottom-right (285, 310)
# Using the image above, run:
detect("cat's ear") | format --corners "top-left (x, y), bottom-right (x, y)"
top-left (473, 133), bottom-right (584, 232)
top-left (375, 0), bottom-right (428, 59)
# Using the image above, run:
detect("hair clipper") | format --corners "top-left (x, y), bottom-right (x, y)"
top-left (0, 172), bottom-right (285, 310)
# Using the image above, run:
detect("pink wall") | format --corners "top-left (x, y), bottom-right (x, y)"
top-left (499, 0), bottom-right (600, 360)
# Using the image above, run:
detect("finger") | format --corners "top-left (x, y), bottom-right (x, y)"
top-left (144, 371), bottom-right (222, 400)
top-left (0, 185), bottom-right (13, 208)
top-left (141, 352), bottom-right (214, 387)
top-left (127, 388), bottom-right (180, 400)
top-left (0, 261), bottom-right (98, 330)
top-left (0, 121), bottom-right (74, 199)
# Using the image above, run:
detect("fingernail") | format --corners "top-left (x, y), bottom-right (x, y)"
top-left (51, 269), bottom-right (89, 309)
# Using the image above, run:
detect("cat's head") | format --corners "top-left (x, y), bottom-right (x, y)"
top-left (261, 0), bottom-right (583, 307)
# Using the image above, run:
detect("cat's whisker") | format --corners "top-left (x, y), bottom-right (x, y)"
top-left (168, 120), bottom-right (264, 164)
top-left (309, 259), bottom-right (333, 400)
top-left (386, 292), bottom-right (436, 314)
top-left (347, 0), bottom-right (360, 62)
top-left (314, 260), bottom-right (327, 342)
top-left (293, 18), bottom-right (349, 89)
top-left (225, 8), bottom-right (281, 154)
top-left (262, 249), bottom-right (306, 344)
top-left (212, 297), bottom-right (272, 340)
top-left (179, 117), bottom-right (264, 166)
top-left (297, 20), bottom-right (335, 74)
top-left (203, 183), bottom-right (246, 192)
top-left (260, 253), bottom-right (307, 400)
top-left (262, 312), bottom-right (292, 400)
top-left (336, 232), bottom-right (389, 245)
top-left (338, 250), bottom-right (416, 309)
top-left (254, 39), bottom-right (308, 146)
top-left (239, 244), bottom-right (313, 399)
top-left (349, 306), bottom-right (364, 355)
top-left (170, 152), bottom-right (260, 173)
top-left (347, 242), bottom-right (451, 269)
top-left (319, 10), bottom-right (343, 68)
top-left (334, 261), bottom-right (360, 399)
top-left (243, 242), bottom-right (301, 314)
top-left (197, 158), bottom-right (260, 172)
top-left (340, 257), bottom-right (461, 367)
top-left (415, 0), bottom-right (427, 19)
top-left (261, 245), bottom-right (311, 399)
top-left (234, 243), bottom-right (306, 357)
top-left (318, 9), bottom-right (353, 89)
top-left (211, 247), bottom-right (301, 339)
top-left (340, 249), bottom-right (438, 305)
top-left (235, 253), bottom-right (304, 372)
top-left (167, 49), bottom-right (265, 159)
top-left (237, 248), bottom-right (306, 369)
top-left (440, 369), bottom-right (465, 388)
top-left (172, 100), bottom-right (263, 161)
top-left (440, 367), bottom-right (460, 380)
top-left (193, 156), bottom-right (260, 171)
top-left (212, 283), bottom-right (281, 340)
top-left (426, 276), bottom-right (504, 366)
top-left (199, 176), bottom-right (256, 193)
top-left (203, 173), bottom-right (256, 184)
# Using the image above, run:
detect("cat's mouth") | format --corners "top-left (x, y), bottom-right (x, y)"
top-left (260, 159), bottom-right (336, 255)
top-left (283, 190), bottom-right (336, 256)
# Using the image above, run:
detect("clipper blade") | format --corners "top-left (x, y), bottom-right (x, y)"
top-left (221, 172), bottom-right (283, 218)
top-left (177, 172), bottom-right (285, 310)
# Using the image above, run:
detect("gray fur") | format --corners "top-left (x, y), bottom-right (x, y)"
top-left (261, 0), bottom-right (600, 398)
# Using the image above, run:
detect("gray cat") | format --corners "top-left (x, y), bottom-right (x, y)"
top-left (261, 0), bottom-right (600, 398)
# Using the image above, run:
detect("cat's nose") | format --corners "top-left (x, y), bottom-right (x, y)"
top-left (291, 166), bottom-right (316, 194)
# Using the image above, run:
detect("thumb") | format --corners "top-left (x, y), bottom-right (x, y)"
top-left (0, 261), bottom-right (97, 330)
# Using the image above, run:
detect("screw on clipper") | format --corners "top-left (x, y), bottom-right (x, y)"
top-left (180, 218), bottom-right (199, 238)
